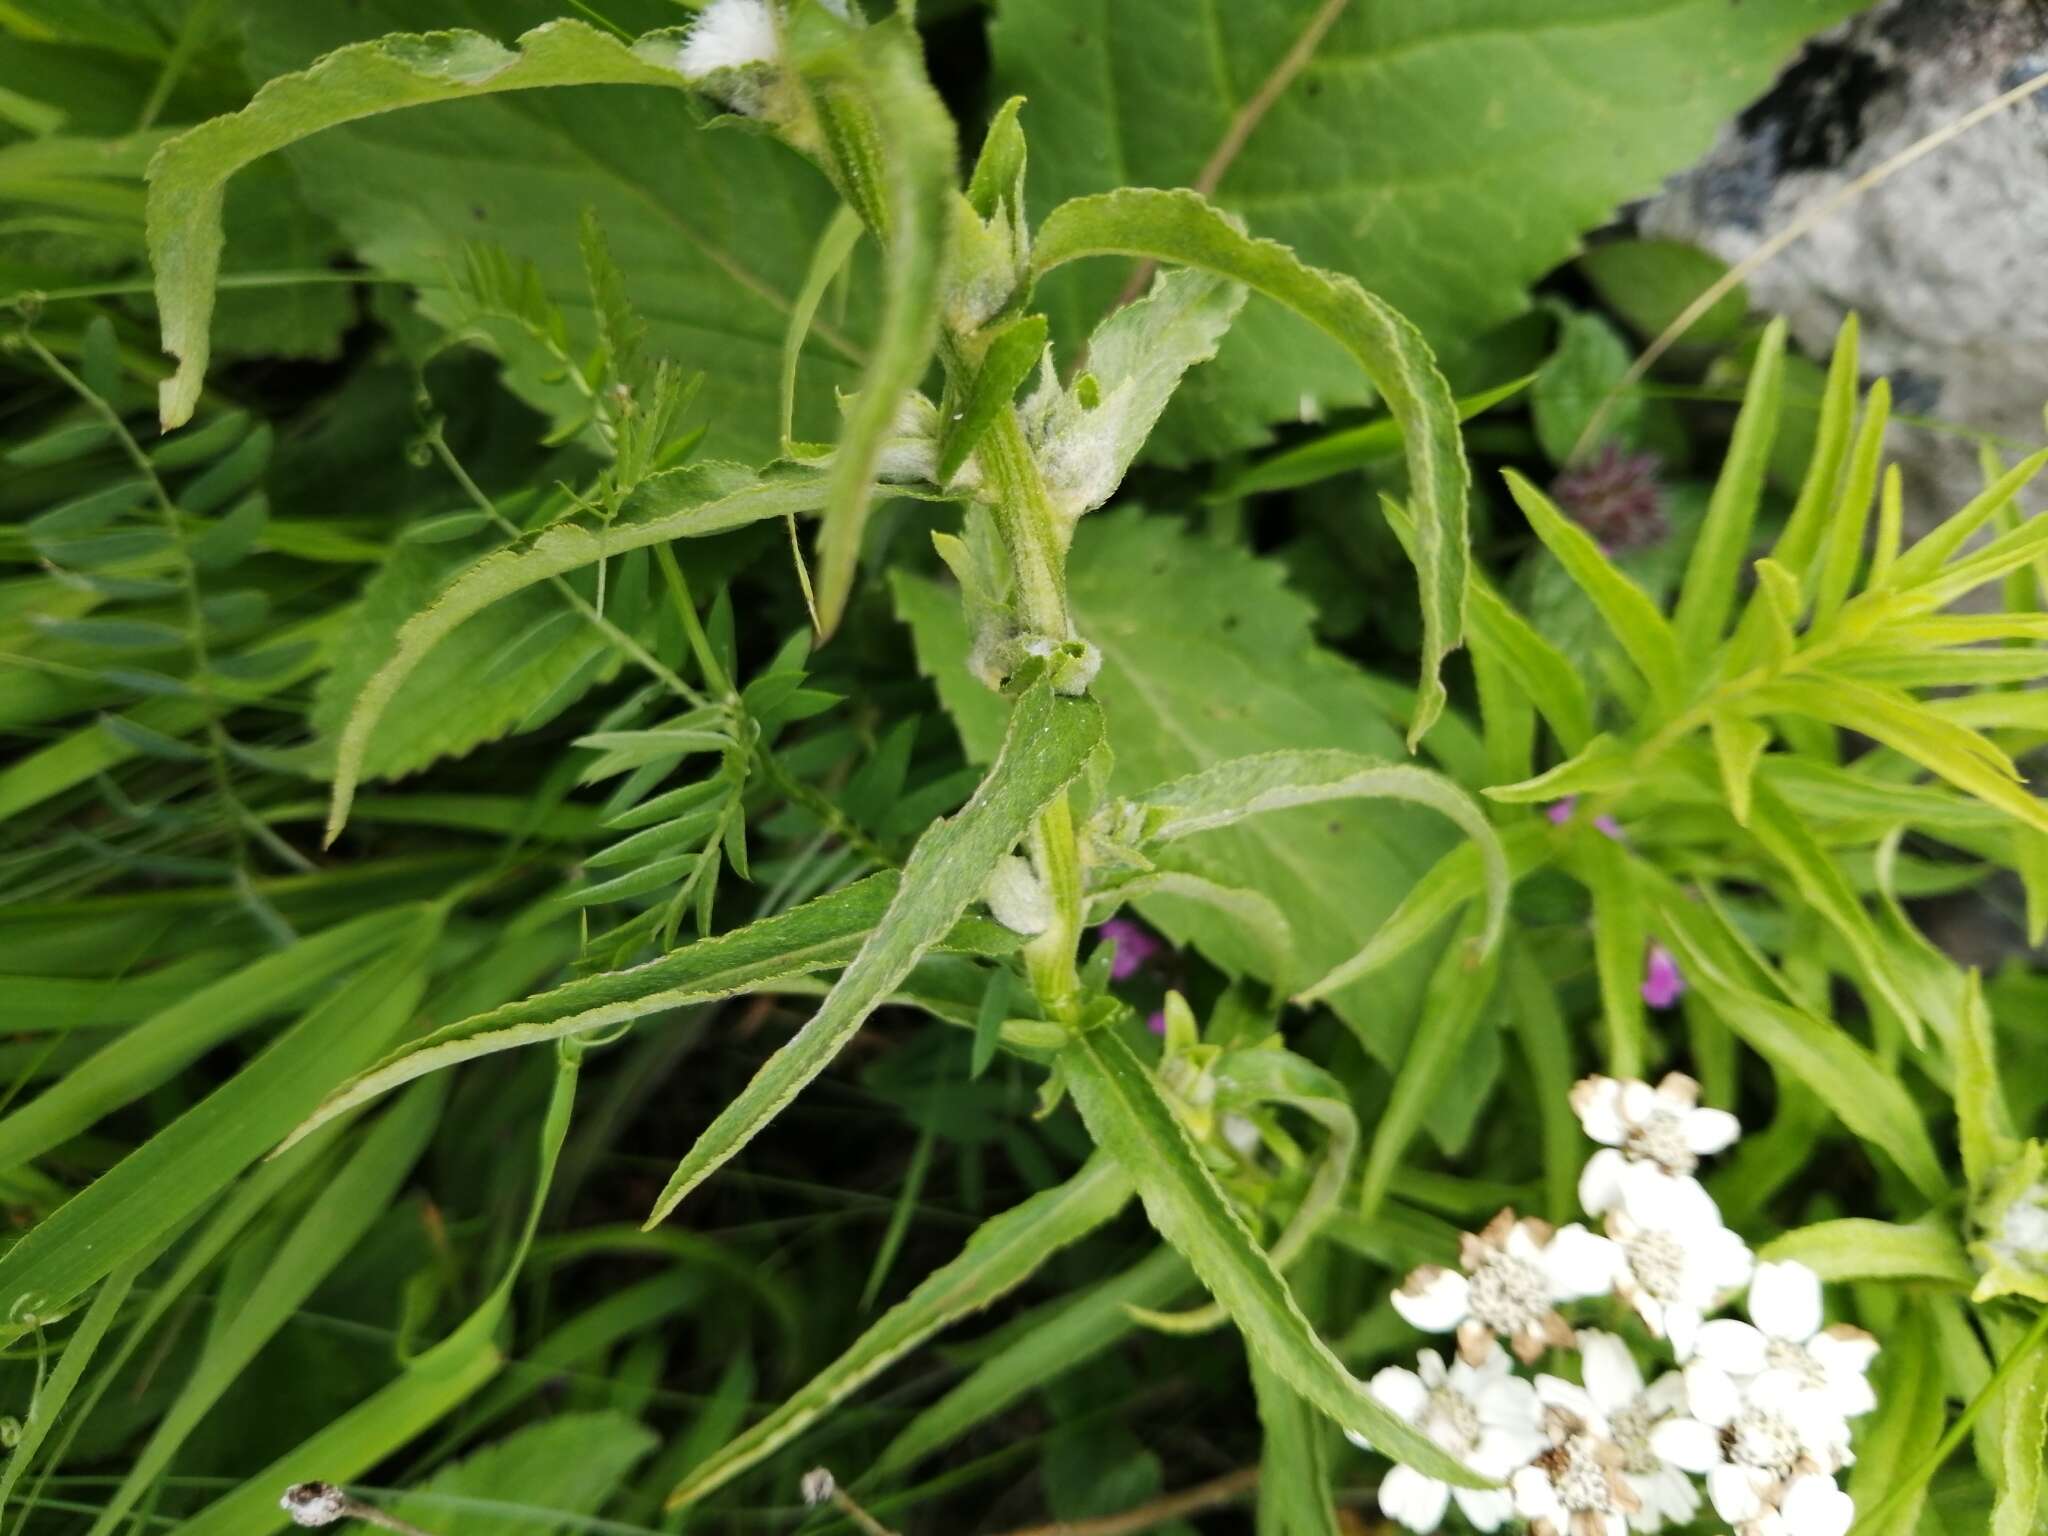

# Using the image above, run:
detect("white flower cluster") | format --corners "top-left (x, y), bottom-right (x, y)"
top-left (1357, 1073), bottom-right (1878, 1536)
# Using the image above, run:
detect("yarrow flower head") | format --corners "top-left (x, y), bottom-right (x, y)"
top-left (1360, 1059), bottom-right (1874, 1536)
top-left (1573, 1072), bottom-right (1740, 1219)
top-left (1686, 1259), bottom-right (1877, 1431)
top-left (1537, 1333), bottom-right (1699, 1532)
top-left (1350, 1345), bottom-right (1545, 1532)
top-left (1605, 1165), bottom-right (1752, 1356)
top-left (1393, 1210), bottom-right (1618, 1365)
top-left (1510, 1391), bottom-right (1639, 1536)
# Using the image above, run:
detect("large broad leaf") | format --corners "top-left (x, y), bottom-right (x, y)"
top-left (896, 510), bottom-right (1457, 1062)
top-left (641, 672), bottom-right (1104, 1226)
top-left (1059, 1024), bottom-right (1489, 1489)
top-left (665, 1155), bottom-right (1133, 1508)
top-left (1032, 188), bottom-right (1466, 743)
top-left (994, 0), bottom-right (1865, 457)
top-left (229, 2), bottom-right (870, 461)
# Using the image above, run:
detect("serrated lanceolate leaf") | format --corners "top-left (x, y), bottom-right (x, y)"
top-left (237, 4), bottom-right (874, 462)
top-left (326, 464), bottom-right (833, 842)
top-left (283, 874), bottom-right (1020, 1149)
top-left (666, 1155), bottom-right (1133, 1508)
top-left (1033, 189), bottom-right (1467, 744)
top-left (897, 511), bottom-right (1462, 1054)
top-left (642, 674), bottom-right (1103, 1227)
top-left (148, 18), bottom-right (695, 429)
top-left (995, 0), bottom-right (1861, 456)
top-left (1058, 1025), bottom-right (1490, 1490)
top-left (802, 14), bottom-right (956, 635)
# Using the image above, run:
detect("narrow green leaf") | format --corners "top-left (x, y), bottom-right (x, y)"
top-left (643, 676), bottom-right (1102, 1226)
top-left (1762, 313), bottom-right (1858, 578)
top-left (285, 875), bottom-right (1017, 1150)
top-left (1747, 675), bottom-right (2048, 837)
top-left (1503, 470), bottom-right (1684, 711)
top-left (1218, 374), bottom-right (1533, 503)
top-left (1991, 1342), bottom-right (2048, 1536)
top-left (1885, 447), bottom-right (2048, 591)
top-left (1956, 971), bottom-right (2018, 1196)
top-left (939, 311), bottom-right (1046, 483)
top-left (801, 16), bottom-right (955, 635)
top-left (0, 906), bottom-right (420, 1173)
top-left (1649, 887), bottom-right (1947, 1202)
top-left (782, 202), bottom-right (866, 454)
top-left (0, 1255), bottom-right (143, 1518)
top-left (147, 19), bottom-right (693, 429)
top-left (1506, 943), bottom-right (1579, 1226)
top-left (665, 1155), bottom-right (1133, 1508)
top-left (1673, 318), bottom-right (1784, 656)
top-left (1383, 496), bottom-right (1593, 754)
top-left (1761, 1218), bottom-right (1974, 1287)
top-left (0, 933), bottom-right (432, 1336)
top-left (1250, 1352), bottom-right (1341, 1536)
top-left (1059, 1025), bottom-right (1490, 1489)
top-left (872, 1246), bottom-right (1193, 1476)
top-left (1575, 833), bottom-right (1647, 1080)
top-left (1708, 708), bottom-right (1769, 827)
top-left (88, 1081), bottom-right (446, 1536)
top-left (1358, 907), bottom-right (1502, 1217)
top-left (1808, 376), bottom-right (1888, 629)
top-left (1032, 187), bottom-right (1469, 746)
top-left (1846, 1300), bottom-right (1944, 1536)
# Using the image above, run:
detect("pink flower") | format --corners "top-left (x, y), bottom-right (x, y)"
top-left (1146, 1010), bottom-right (1168, 1036)
top-left (1098, 918), bottom-right (1162, 982)
top-left (1642, 943), bottom-right (1684, 1009)
top-left (1546, 799), bottom-right (1624, 841)
top-left (1552, 443), bottom-right (1667, 553)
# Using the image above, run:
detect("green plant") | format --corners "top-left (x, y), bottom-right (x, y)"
top-left (5, 3), bottom-right (2048, 1535)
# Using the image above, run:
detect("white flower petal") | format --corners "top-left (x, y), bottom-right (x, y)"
top-left (1695, 1223), bottom-right (1756, 1292)
top-left (1693, 1318), bottom-right (1768, 1376)
top-left (1707, 1464), bottom-right (1765, 1522)
top-left (1650, 1416), bottom-right (1723, 1472)
top-left (1684, 1106), bottom-right (1741, 1155)
top-left (1476, 1372), bottom-right (1541, 1430)
top-left (1620, 1078), bottom-right (1657, 1123)
top-left (1370, 1366), bottom-right (1429, 1425)
top-left (1824, 1368), bottom-right (1878, 1419)
top-left (1810, 1326), bottom-right (1879, 1379)
top-left (1665, 1302), bottom-right (1702, 1360)
top-left (1634, 1466), bottom-right (1700, 1525)
top-left (1579, 1330), bottom-right (1645, 1413)
top-left (1574, 1076), bottom-right (1627, 1145)
top-left (1511, 1466), bottom-right (1562, 1522)
top-left (1750, 1259), bottom-right (1823, 1342)
top-left (1645, 1371), bottom-right (1689, 1413)
top-left (1451, 1487), bottom-right (1516, 1533)
top-left (1579, 1147), bottom-right (1630, 1217)
top-left (1380, 1465), bottom-right (1451, 1534)
top-left (1417, 1349), bottom-right (1450, 1389)
top-left (1545, 1223), bottom-right (1622, 1299)
top-left (1780, 1473), bottom-right (1856, 1536)
top-left (1393, 1268), bottom-right (1469, 1333)
top-left (1474, 1422), bottom-right (1548, 1477)
top-left (1684, 1361), bottom-right (1744, 1428)
top-left (1535, 1373), bottom-right (1597, 1423)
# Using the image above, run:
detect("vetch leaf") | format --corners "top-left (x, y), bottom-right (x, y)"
top-left (641, 673), bottom-right (1103, 1226)
top-left (326, 463), bottom-right (834, 843)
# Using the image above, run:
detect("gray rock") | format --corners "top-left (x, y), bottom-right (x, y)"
top-left (1641, 0), bottom-right (2048, 525)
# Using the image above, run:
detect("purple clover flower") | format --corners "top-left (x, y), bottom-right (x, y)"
top-left (1551, 442), bottom-right (1667, 554)
top-left (1098, 917), bottom-right (1162, 982)
top-left (1642, 943), bottom-right (1685, 1010)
